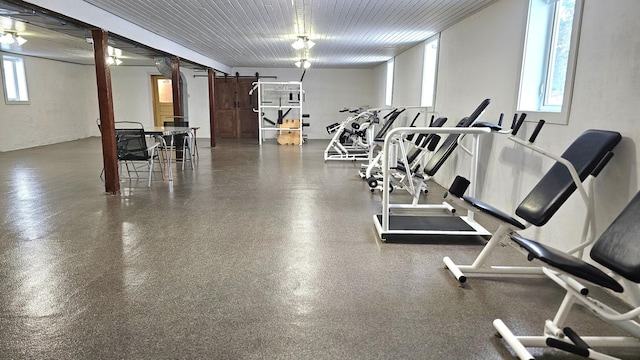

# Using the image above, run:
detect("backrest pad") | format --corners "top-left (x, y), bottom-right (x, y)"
top-left (515, 130), bottom-right (621, 226)
top-left (591, 191), bottom-right (640, 283)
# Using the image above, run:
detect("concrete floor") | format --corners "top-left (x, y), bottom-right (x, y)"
top-left (0, 138), bottom-right (637, 359)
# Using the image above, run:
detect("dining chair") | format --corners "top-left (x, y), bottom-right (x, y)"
top-left (115, 122), bottom-right (162, 187)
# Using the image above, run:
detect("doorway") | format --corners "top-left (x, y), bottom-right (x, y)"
top-left (151, 75), bottom-right (173, 126)
top-left (213, 77), bottom-right (258, 139)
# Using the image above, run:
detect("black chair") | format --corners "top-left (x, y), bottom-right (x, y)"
top-left (443, 129), bottom-right (622, 284)
top-left (161, 119), bottom-right (193, 170)
top-left (116, 127), bottom-right (161, 187)
top-left (495, 191), bottom-right (640, 359)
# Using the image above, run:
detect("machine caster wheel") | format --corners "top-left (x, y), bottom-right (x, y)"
top-left (389, 185), bottom-right (394, 193)
top-left (367, 177), bottom-right (378, 188)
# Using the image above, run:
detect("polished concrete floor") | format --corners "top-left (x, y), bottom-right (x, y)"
top-left (0, 138), bottom-right (637, 359)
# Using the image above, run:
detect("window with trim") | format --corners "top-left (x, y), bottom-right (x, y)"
top-left (2, 54), bottom-right (29, 104)
top-left (517, 0), bottom-right (582, 124)
top-left (421, 35), bottom-right (439, 108)
top-left (385, 59), bottom-right (394, 106)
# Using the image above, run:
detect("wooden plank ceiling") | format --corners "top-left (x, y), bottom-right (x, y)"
top-left (81, 0), bottom-right (497, 69)
top-left (0, 0), bottom-right (497, 69)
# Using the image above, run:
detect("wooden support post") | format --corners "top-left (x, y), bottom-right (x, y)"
top-left (208, 68), bottom-right (216, 147)
top-left (171, 56), bottom-right (183, 118)
top-left (92, 28), bottom-right (119, 194)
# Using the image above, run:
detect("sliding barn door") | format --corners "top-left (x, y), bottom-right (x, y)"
top-left (214, 77), bottom-right (258, 139)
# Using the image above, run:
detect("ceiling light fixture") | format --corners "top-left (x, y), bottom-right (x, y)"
top-left (291, 35), bottom-right (314, 50)
top-left (295, 58), bottom-right (311, 69)
top-left (0, 31), bottom-right (27, 46)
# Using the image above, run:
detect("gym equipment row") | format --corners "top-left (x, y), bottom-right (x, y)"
top-left (360, 112), bottom-right (445, 195)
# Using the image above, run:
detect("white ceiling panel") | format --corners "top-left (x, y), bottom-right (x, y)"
top-left (80, 0), bottom-right (497, 69)
top-left (0, 0), bottom-right (498, 69)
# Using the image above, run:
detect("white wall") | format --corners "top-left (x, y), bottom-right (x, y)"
top-left (372, 63), bottom-right (387, 108)
top-left (108, 66), bottom-right (375, 141)
top-left (0, 56), bottom-right (98, 152)
top-left (386, 0), bottom-right (640, 250)
top-left (233, 67), bottom-right (375, 139)
top-left (109, 66), bottom-right (213, 138)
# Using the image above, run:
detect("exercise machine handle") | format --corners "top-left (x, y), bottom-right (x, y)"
top-left (545, 338), bottom-right (589, 358)
top-left (511, 113), bottom-right (518, 130)
top-left (528, 119), bottom-right (545, 143)
top-left (498, 113), bottom-right (504, 127)
top-left (511, 113), bottom-right (528, 135)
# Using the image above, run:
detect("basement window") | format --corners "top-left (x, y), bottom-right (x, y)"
top-left (517, 0), bottom-right (582, 124)
top-left (2, 54), bottom-right (29, 104)
top-left (421, 35), bottom-right (439, 108)
top-left (385, 59), bottom-right (394, 106)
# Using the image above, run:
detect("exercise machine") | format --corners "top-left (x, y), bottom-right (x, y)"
top-left (495, 191), bottom-right (640, 359)
top-left (373, 99), bottom-right (494, 241)
top-left (443, 123), bottom-right (621, 284)
top-left (324, 108), bottom-right (380, 161)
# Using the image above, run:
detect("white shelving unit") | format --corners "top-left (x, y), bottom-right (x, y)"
top-left (251, 80), bottom-right (305, 145)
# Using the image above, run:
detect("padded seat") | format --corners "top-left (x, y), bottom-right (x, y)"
top-left (510, 234), bottom-right (623, 292)
top-left (463, 197), bottom-right (526, 229)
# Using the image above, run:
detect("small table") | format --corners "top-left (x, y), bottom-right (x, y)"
top-left (144, 126), bottom-right (191, 181)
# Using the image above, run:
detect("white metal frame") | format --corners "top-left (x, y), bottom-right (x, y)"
top-left (251, 80), bottom-right (304, 146)
top-left (494, 268), bottom-right (640, 360)
top-left (373, 126), bottom-right (492, 240)
top-left (443, 132), bottom-right (602, 284)
top-left (324, 110), bottom-right (377, 161)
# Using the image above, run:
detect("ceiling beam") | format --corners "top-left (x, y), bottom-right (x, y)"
top-left (22, 0), bottom-right (232, 73)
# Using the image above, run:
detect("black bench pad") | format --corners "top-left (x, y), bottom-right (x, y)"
top-left (510, 234), bottom-right (623, 293)
top-left (515, 130), bottom-right (621, 227)
top-left (462, 196), bottom-right (526, 230)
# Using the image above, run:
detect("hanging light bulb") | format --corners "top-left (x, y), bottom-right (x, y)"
top-left (306, 39), bottom-right (315, 49)
top-left (0, 32), bottom-right (15, 45)
top-left (292, 37), bottom-right (305, 50)
top-left (294, 59), bottom-right (302, 68)
top-left (15, 35), bottom-right (27, 45)
top-left (303, 59), bottom-right (311, 69)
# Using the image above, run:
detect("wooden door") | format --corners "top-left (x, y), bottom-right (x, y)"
top-left (151, 76), bottom-right (174, 126)
top-left (237, 78), bottom-right (258, 139)
top-left (213, 77), bottom-right (258, 139)
top-left (214, 78), bottom-right (238, 138)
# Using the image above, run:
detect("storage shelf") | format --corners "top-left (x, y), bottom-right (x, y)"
top-left (253, 80), bottom-right (305, 146)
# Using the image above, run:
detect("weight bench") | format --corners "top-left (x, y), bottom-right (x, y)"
top-left (443, 129), bottom-right (622, 283)
top-left (494, 191), bottom-right (640, 359)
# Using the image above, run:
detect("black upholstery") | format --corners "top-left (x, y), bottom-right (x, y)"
top-left (423, 117), bottom-right (473, 176)
top-left (116, 129), bottom-right (152, 161)
top-left (163, 120), bottom-right (189, 146)
top-left (510, 234), bottom-right (624, 292)
top-left (591, 192), bottom-right (640, 283)
top-left (374, 109), bottom-right (405, 141)
top-left (515, 130), bottom-right (621, 226)
top-left (423, 98), bottom-right (491, 177)
top-left (406, 117), bottom-right (448, 164)
top-left (462, 197), bottom-right (526, 229)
